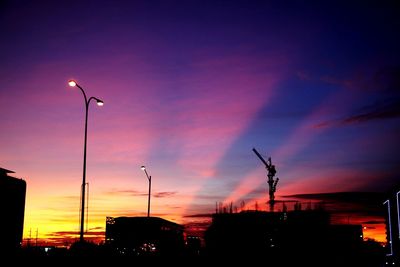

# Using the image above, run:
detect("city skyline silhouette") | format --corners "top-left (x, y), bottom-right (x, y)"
top-left (1, 1), bottom-right (399, 257)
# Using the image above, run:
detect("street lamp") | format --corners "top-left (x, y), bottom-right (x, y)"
top-left (141, 165), bottom-right (151, 217)
top-left (68, 80), bottom-right (103, 243)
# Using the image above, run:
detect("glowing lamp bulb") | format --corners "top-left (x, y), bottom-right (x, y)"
top-left (68, 80), bottom-right (77, 87)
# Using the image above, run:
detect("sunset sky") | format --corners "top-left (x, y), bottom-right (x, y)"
top-left (1, 1), bottom-right (399, 245)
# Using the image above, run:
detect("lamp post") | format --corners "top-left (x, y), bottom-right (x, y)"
top-left (68, 80), bottom-right (103, 243)
top-left (140, 166), bottom-right (151, 217)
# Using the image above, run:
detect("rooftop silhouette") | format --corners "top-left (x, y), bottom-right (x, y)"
top-left (0, 167), bottom-right (26, 255)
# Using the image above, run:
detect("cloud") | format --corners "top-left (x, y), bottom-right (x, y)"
top-left (153, 191), bottom-right (177, 198)
top-left (320, 66), bottom-right (400, 93)
top-left (282, 192), bottom-right (385, 217)
top-left (88, 226), bottom-right (104, 231)
top-left (39, 230), bottom-right (105, 246)
top-left (193, 194), bottom-right (226, 201)
top-left (315, 98), bottom-right (400, 128)
top-left (314, 66), bottom-right (400, 129)
top-left (283, 191), bottom-right (384, 203)
top-left (48, 230), bottom-right (104, 237)
top-left (105, 188), bottom-right (148, 197)
top-left (105, 188), bottom-right (177, 198)
top-left (342, 99), bottom-right (400, 124)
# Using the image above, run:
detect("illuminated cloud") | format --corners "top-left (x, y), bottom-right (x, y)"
top-left (105, 189), bottom-right (148, 197)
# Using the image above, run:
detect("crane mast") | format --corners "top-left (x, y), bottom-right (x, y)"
top-left (252, 148), bottom-right (279, 212)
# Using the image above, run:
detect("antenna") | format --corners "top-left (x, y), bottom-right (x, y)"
top-left (252, 148), bottom-right (280, 212)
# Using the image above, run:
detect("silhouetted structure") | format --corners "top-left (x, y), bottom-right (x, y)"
top-left (252, 148), bottom-right (279, 212)
top-left (383, 186), bottom-right (400, 265)
top-left (205, 208), bottom-right (370, 265)
top-left (105, 216), bottom-right (185, 256)
top-left (0, 167), bottom-right (26, 253)
top-left (185, 236), bottom-right (202, 256)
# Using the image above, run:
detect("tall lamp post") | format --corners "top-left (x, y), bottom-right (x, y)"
top-left (68, 80), bottom-right (103, 243)
top-left (140, 166), bottom-right (151, 217)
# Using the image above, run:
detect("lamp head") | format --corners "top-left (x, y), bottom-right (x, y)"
top-left (96, 100), bottom-right (104, 106)
top-left (141, 166), bottom-right (146, 171)
top-left (68, 80), bottom-right (77, 87)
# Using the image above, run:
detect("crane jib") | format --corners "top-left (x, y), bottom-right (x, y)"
top-left (252, 148), bottom-right (269, 167)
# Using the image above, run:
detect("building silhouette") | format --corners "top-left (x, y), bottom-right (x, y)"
top-left (204, 206), bottom-right (373, 265)
top-left (0, 167), bottom-right (26, 253)
top-left (105, 216), bottom-right (185, 256)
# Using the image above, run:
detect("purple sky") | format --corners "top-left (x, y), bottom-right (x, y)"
top-left (0, 0), bottom-right (399, 244)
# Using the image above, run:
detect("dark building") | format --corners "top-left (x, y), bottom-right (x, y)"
top-left (0, 167), bottom-right (27, 253)
top-left (105, 216), bottom-right (185, 256)
top-left (205, 208), bottom-right (366, 265)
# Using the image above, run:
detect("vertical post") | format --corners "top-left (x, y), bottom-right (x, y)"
top-left (141, 166), bottom-right (152, 217)
top-left (148, 176), bottom-right (151, 217)
top-left (80, 100), bottom-right (88, 243)
top-left (86, 182), bottom-right (89, 232)
top-left (69, 81), bottom-right (103, 243)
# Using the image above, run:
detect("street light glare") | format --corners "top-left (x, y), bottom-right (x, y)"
top-left (68, 80), bottom-right (77, 87)
top-left (97, 100), bottom-right (104, 106)
top-left (141, 166), bottom-right (146, 171)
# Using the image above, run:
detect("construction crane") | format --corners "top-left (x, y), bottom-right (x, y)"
top-left (252, 148), bottom-right (279, 212)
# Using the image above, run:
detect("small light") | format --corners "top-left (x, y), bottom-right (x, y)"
top-left (141, 166), bottom-right (146, 171)
top-left (97, 100), bottom-right (104, 106)
top-left (68, 80), bottom-right (76, 87)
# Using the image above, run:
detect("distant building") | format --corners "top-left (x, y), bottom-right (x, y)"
top-left (105, 216), bottom-right (185, 256)
top-left (205, 208), bottom-right (364, 264)
top-left (0, 167), bottom-right (26, 253)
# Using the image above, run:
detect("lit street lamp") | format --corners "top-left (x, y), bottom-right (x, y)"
top-left (68, 80), bottom-right (103, 243)
top-left (141, 166), bottom-right (151, 217)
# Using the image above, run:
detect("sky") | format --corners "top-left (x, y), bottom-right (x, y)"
top-left (1, 0), bottom-right (399, 245)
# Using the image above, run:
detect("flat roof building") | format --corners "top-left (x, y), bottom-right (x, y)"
top-left (205, 208), bottom-right (365, 264)
top-left (0, 167), bottom-right (27, 253)
top-left (105, 216), bottom-right (185, 256)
